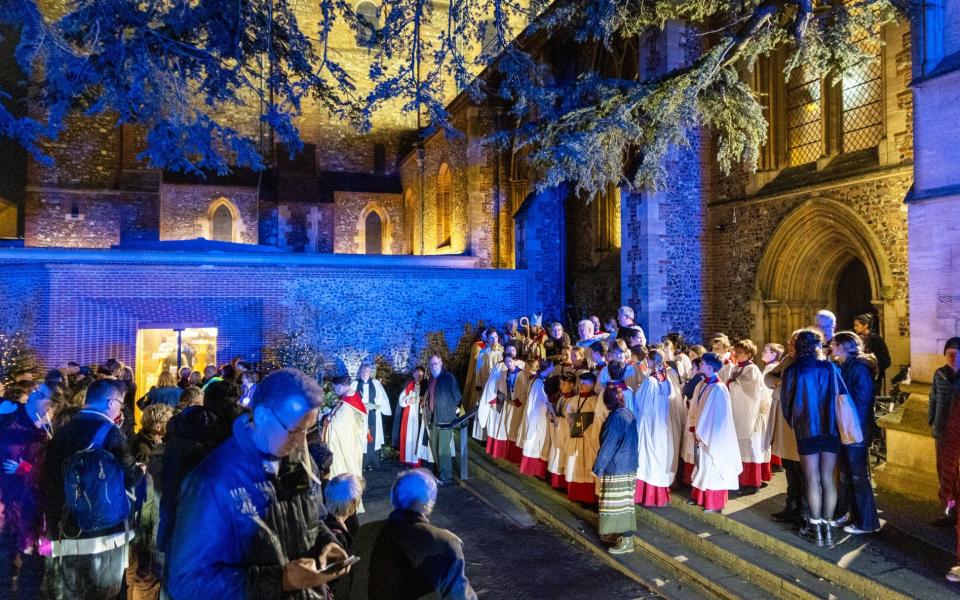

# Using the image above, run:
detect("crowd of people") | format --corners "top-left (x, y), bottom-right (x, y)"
top-left (430, 307), bottom-right (892, 556)
top-left (0, 357), bottom-right (477, 599)
top-left (15, 300), bottom-right (960, 596)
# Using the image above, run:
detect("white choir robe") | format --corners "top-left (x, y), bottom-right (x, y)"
top-left (563, 393), bottom-right (600, 503)
top-left (476, 363), bottom-right (506, 442)
top-left (680, 380), bottom-right (706, 484)
top-left (759, 362), bottom-right (779, 464)
top-left (665, 368), bottom-right (687, 448)
top-left (674, 353), bottom-right (694, 383)
top-left (691, 381), bottom-right (742, 511)
top-left (485, 367), bottom-right (530, 463)
top-left (462, 341), bottom-right (486, 414)
top-left (519, 377), bottom-right (553, 477)
top-left (471, 346), bottom-right (503, 440)
top-left (634, 375), bottom-right (681, 506)
top-left (350, 378), bottom-right (392, 450)
top-left (397, 382), bottom-right (422, 466)
top-left (547, 393), bottom-right (574, 488)
top-left (769, 371), bottom-right (799, 462)
top-left (325, 399), bottom-right (368, 512)
top-left (596, 363), bottom-right (642, 393)
top-left (726, 362), bottom-right (767, 487)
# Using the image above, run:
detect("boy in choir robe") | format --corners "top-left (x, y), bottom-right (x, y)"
top-left (563, 372), bottom-right (601, 504)
top-left (711, 334), bottom-right (734, 380)
top-left (520, 361), bottom-right (555, 477)
top-left (634, 349), bottom-right (683, 506)
top-left (597, 344), bottom-right (642, 392)
top-left (478, 343), bottom-right (519, 446)
top-left (325, 376), bottom-right (370, 511)
top-left (462, 330), bottom-right (488, 415)
top-left (689, 353), bottom-right (742, 512)
top-left (397, 367), bottom-right (426, 467)
top-left (680, 357), bottom-right (705, 485)
top-left (759, 344), bottom-right (784, 475)
top-left (725, 340), bottom-right (767, 495)
top-left (486, 353), bottom-right (530, 463)
top-left (547, 373), bottom-right (578, 489)
top-left (472, 330), bottom-right (504, 441)
top-left (353, 363), bottom-right (392, 471)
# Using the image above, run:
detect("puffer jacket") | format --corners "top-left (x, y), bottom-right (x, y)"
top-left (592, 407), bottom-right (639, 476)
top-left (164, 416), bottom-right (337, 599)
top-left (781, 355), bottom-right (846, 441)
top-left (839, 354), bottom-right (876, 447)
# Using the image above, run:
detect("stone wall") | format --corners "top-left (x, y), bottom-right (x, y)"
top-left (159, 184), bottom-right (259, 244)
top-left (0, 249), bottom-right (536, 377)
top-left (24, 189), bottom-right (159, 248)
top-left (564, 191), bottom-right (621, 326)
top-left (333, 191), bottom-right (405, 254)
top-left (514, 187), bottom-right (565, 323)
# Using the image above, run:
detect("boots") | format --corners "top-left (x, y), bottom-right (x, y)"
top-left (608, 536), bottom-right (635, 555)
top-left (822, 521), bottom-right (835, 547)
top-left (799, 518), bottom-right (824, 547)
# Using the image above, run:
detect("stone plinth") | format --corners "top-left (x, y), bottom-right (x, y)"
top-left (875, 384), bottom-right (939, 503)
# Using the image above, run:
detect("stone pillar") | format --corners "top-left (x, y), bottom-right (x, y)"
top-left (875, 10), bottom-right (960, 502)
top-left (620, 22), bottom-right (706, 342)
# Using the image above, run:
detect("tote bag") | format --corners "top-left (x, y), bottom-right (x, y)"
top-left (833, 365), bottom-right (863, 445)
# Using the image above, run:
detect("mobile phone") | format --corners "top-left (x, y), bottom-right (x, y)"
top-left (320, 555), bottom-right (360, 574)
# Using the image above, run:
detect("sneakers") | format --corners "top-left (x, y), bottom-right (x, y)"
top-left (843, 524), bottom-right (881, 535)
top-left (947, 566), bottom-right (960, 582)
top-left (799, 519), bottom-right (824, 547)
top-left (829, 514), bottom-right (850, 528)
top-left (608, 536), bottom-right (635, 555)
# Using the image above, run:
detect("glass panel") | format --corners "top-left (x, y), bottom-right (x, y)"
top-left (365, 211), bottom-right (383, 254)
top-left (135, 327), bottom-right (217, 426)
top-left (211, 205), bottom-right (233, 242)
top-left (787, 67), bottom-right (822, 166)
top-left (842, 34), bottom-right (884, 152)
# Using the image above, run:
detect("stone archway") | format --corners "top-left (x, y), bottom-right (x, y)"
top-left (354, 202), bottom-right (393, 255)
top-left (753, 198), bottom-right (895, 345)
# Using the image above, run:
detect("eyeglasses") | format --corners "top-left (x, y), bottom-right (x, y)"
top-left (268, 406), bottom-right (318, 437)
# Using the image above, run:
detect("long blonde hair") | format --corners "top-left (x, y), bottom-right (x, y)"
top-left (157, 371), bottom-right (177, 388)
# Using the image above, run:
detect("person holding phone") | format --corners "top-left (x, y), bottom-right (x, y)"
top-left (165, 369), bottom-right (351, 599)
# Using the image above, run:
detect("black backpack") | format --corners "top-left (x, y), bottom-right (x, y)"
top-left (61, 422), bottom-right (131, 534)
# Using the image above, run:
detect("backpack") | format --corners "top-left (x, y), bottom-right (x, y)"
top-left (61, 422), bottom-right (131, 534)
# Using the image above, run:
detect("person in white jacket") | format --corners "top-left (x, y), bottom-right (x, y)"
top-left (352, 363), bottom-right (392, 470)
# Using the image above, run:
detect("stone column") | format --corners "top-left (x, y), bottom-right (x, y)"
top-left (875, 10), bottom-right (960, 502)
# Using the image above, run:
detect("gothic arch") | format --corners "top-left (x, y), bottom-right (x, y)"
top-left (203, 197), bottom-right (242, 243)
top-left (354, 202), bottom-right (393, 254)
top-left (753, 197), bottom-right (894, 344)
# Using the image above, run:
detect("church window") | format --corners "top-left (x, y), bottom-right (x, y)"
top-left (786, 65), bottom-right (823, 166)
top-left (355, 2), bottom-right (379, 48)
top-left (841, 35), bottom-right (884, 152)
top-left (211, 204), bottom-right (233, 242)
top-left (436, 163), bottom-right (452, 247)
top-left (591, 183), bottom-right (620, 254)
top-left (364, 210), bottom-right (383, 254)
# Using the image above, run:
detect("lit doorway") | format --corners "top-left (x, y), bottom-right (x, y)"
top-left (135, 327), bottom-right (217, 419)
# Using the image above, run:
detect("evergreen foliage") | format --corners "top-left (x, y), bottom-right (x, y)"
top-left (1, 0), bottom-right (905, 192)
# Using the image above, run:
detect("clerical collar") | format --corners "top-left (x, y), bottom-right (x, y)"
top-left (737, 360), bottom-right (751, 368)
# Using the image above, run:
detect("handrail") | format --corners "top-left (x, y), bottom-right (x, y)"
top-left (437, 406), bottom-right (479, 480)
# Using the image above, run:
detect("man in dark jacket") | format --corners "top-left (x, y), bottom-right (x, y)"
top-left (423, 355), bottom-right (462, 483)
top-left (43, 378), bottom-right (144, 600)
top-left (368, 469), bottom-right (477, 600)
top-left (164, 368), bottom-right (350, 599)
top-left (853, 314), bottom-right (891, 394)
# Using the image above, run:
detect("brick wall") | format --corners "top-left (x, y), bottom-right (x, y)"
top-left (0, 249), bottom-right (535, 376)
top-left (24, 189), bottom-right (159, 248)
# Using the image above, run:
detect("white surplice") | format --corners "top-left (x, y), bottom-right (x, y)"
top-left (634, 374), bottom-right (683, 487)
top-left (350, 378), bottom-right (392, 450)
top-left (726, 362), bottom-right (767, 463)
top-left (691, 380), bottom-right (742, 492)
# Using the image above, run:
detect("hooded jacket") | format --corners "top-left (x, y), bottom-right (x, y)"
top-left (781, 355), bottom-right (846, 441)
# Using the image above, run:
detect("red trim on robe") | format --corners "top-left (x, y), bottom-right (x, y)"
top-left (739, 462), bottom-right (763, 487)
top-left (760, 462), bottom-right (772, 482)
top-left (519, 457), bottom-right (547, 478)
top-left (691, 487), bottom-right (728, 511)
top-left (398, 405), bottom-right (420, 467)
top-left (566, 481), bottom-right (598, 504)
top-left (340, 392), bottom-right (367, 414)
top-left (506, 443), bottom-right (524, 465)
top-left (486, 437), bottom-right (512, 459)
top-left (548, 472), bottom-right (567, 489)
top-left (771, 455), bottom-right (782, 466)
top-left (635, 480), bottom-right (671, 507)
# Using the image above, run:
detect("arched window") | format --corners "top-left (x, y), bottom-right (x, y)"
top-left (436, 164), bottom-right (452, 247)
top-left (365, 211), bottom-right (383, 254)
top-left (591, 184), bottom-right (620, 255)
top-left (355, 2), bottom-right (379, 47)
top-left (841, 36), bottom-right (884, 152)
top-left (206, 198), bottom-right (240, 242)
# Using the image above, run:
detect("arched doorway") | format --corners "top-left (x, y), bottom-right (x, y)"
top-left (354, 202), bottom-right (393, 255)
top-left (754, 198), bottom-right (893, 346)
top-left (835, 258), bottom-right (876, 332)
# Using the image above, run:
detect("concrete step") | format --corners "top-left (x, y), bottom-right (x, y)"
top-left (466, 442), bottom-right (951, 600)
top-left (467, 451), bottom-right (778, 600)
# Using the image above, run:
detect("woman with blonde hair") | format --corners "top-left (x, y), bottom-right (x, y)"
top-left (141, 370), bottom-right (183, 408)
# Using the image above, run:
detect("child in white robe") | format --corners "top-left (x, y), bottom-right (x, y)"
top-left (759, 343), bottom-right (784, 476)
top-left (472, 333), bottom-right (504, 440)
top-left (725, 340), bottom-right (767, 494)
top-left (634, 349), bottom-right (683, 507)
top-left (547, 372), bottom-right (577, 489)
top-left (486, 353), bottom-right (530, 463)
top-left (690, 353), bottom-right (742, 512)
top-left (520, 361), bottom-right (555, 477)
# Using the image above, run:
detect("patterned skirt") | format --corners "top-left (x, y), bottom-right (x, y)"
top-left (598, 473), bottom-right (637, 535)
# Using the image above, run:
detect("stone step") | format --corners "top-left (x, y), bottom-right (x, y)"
top-left (467, 452), bottom-right (777, 600)
top-left (666, 493), bottom-right (955, 599)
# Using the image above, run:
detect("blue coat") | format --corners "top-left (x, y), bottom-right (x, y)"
top-left (593, 407), bottom-right (639, 477)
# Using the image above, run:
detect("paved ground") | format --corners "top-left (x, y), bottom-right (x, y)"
top-left (357, 456), bottom-right (654, 600)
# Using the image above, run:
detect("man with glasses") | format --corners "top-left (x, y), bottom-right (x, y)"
top-left (166, 368), bottom-right (351, 599)
top-left (42, 378), bottom-right (144, 600)
top-left (424, 355), bottom-right (463, 484)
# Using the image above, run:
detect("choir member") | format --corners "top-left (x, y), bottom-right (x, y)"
top-left (519, 361), bottom-right (555, 477)
top-left (634, 349), bottom-right (682, 507)
top-left (547, 372), bottom-right (578, 489)
top-left (485, 352), bottom-right (530, 463)
top-left (325, 375), bottom-right (369, 511)
top-left (689, 353), bottom-right (742, 512)
top-left (563, 372), bottom-right (601, 504)
top-left (726, 340), bottom-right (767, 495)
